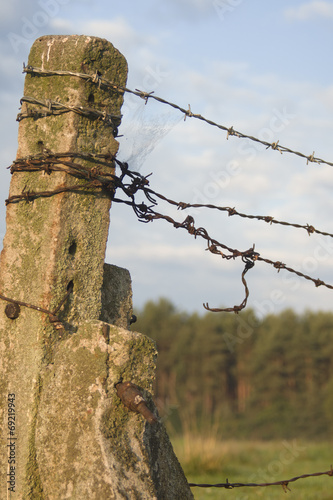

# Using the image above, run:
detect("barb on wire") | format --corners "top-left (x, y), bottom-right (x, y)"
top-left (23, 64), bottom-right (333, 169)
top-left (188, 466), bottom-right (333, 490)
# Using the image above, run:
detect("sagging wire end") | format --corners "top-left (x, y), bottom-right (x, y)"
top-left (115, 380), bottom-right (158, 425)
top-left (203, 246), bottom-right (259, 314)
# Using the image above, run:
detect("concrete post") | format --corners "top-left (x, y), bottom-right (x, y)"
top-left (0, 35), bottom-right (193, 499)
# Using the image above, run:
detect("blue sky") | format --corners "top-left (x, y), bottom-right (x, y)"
top-left (1, 0), bottom-right (333, 316)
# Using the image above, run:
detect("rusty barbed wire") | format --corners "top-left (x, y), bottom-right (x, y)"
top-left (18, 96), bottom-right (121, 124)
top-left (111, 189), bottom-right (333, 295)
top-left (175, 201), bottom-right (333, 238)
top-left (5, 180), bottom-right (105, 205)
top-left (17, 96), bottom-right (120, 133)
top-left (8, 151), bottom-right (332, 239)
top-left (203, 253), bottom-right (257, 313)
top-left (188, 466), bottom-right (333, 491)
top-left (0, 281), bottom-right (73, 333)
top-left (23, 64), bottom-right (333, 169)
top-left (6, 151), bottom-right (333, 313)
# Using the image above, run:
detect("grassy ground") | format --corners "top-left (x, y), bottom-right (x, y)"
top-left (171, 435), bottom-right (333, 499)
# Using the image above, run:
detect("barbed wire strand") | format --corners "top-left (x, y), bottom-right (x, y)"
top-left (0, 283), bottom-right (73, 333)
top-left (188, 466), bottom-right (333, 491)
top-left (175, 201), bottom-right (333, 238)
top-left (17, 96), bottom-right (121, 130)
top-left (23, 64), bottom-right (333, 169)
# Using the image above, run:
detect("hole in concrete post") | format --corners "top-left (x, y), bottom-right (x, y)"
top-left (68, 241), bottom-right (77, 256)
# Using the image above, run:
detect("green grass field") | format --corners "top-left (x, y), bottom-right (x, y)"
top-left (171, 436), bottom-right (333, 499)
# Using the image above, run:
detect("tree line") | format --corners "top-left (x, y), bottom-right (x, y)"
top-left (134, 298), bottom-right (333, 440)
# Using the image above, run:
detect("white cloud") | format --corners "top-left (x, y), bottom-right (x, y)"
top-left (49, 17), bottom-right (73, 32)
top-left (157, 0), bottom-right (213, 19)
top-left (318, 84), bottom-right (333, 113)
top-left (51, 16), bottom-right (170, 90)
top-left (285, 1), bottom-right (333, 21)
top-left (0, 0), bottom-right (34, 26)
top-left (107, 243), bottom-right (204, 262)
top-left (73, 17), bottom-right (157, 51)
top-left (0, 3), bottom-right (17, 21)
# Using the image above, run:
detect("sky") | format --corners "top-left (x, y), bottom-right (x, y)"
top-left (1, 0), bottom-right (333, 317)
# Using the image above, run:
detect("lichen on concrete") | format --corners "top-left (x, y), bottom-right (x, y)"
top-left (0, 34), bottom-right (128, 498)
top-left (0, 35), bottom-right (193, 500)
top-left (100, 263), bottom-right (134, 329)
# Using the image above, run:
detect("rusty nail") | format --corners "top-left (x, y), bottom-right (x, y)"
top-left (116, 381), bottom-right (158, 425)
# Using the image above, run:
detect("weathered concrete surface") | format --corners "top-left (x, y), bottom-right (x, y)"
top-left (0, 35), bottom-right (193, 499)
top-left (100, 263), bottom-right (133, 329)
top-left (36, 323), bottom-right (193, 499)
top-left (0, 35), bottom-right (127, 498)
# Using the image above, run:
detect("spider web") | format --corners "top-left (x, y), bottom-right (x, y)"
top-left (117, 99), bottom-right (182, 172)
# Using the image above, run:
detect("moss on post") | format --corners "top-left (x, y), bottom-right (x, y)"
top-left (0, 34), bottom-right (128, 498)
top-left (0, 35), bottom-right (193, 499)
